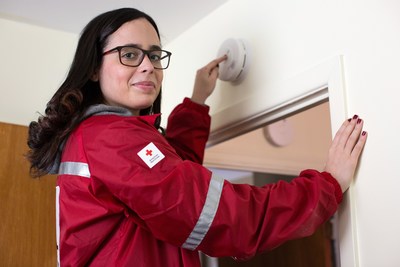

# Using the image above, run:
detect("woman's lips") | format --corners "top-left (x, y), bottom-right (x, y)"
top-left (133, 81), bottom-right (155, 90)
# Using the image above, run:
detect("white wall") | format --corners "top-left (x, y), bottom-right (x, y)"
top-left (1, 0), bottom-right (399, 265)
top-left (163, 0), bottom-right (400, 266)
top-left (0, 18), bottom-right (77, 125)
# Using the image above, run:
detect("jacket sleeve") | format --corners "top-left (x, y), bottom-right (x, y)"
top-left (197, 169), bottom-right (342, 259)
top-left (83, 116), bottom-right (342, 260)
top-left (164, 97), bottom-right (211, 164)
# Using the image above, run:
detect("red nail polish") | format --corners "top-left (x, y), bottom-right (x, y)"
top-left (357, 118), bottom-right (362, 124)
top-left (348, 118), bottom-right (351, 122)
top-left (353, 114), bottom-right (359, 120)
top-left (362, 131), bottom-right (366, 136)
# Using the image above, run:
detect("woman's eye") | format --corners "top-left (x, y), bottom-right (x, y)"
top-left (122, 52), bottom-right (138, 60)
top-left (149, 53), bottom-right (162, 61)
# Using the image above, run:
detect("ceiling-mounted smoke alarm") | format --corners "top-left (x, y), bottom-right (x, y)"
top-left (217, 38), bottom-right (249, 83)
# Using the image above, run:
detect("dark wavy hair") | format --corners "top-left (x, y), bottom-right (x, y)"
top-left (27, 8), bottom-right (163, 177)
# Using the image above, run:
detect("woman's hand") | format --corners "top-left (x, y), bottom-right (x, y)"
top-left (324, 115), bottom-right (368, 192)
top-left (191, 55), bottom-right (227, 105)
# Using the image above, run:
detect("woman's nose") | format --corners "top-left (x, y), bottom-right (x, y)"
top-left (138, 55), bottom-right (155, 72)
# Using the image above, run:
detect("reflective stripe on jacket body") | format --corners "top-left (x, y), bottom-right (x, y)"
top-left (56, 98), bottom-right (342, 266)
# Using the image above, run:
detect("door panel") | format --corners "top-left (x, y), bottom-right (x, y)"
top-left (0, 122), bottom-right (56, 266)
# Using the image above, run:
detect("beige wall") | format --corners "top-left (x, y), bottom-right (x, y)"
top-left (0, 18), bottom-right (77, 125)
top-left (1, 0), bottom-right (399, 265)
top-left (204, 102), bottom-right (332, 176)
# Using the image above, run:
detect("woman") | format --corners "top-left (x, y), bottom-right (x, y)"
top-left (27, 7), bottom-right (367, 267)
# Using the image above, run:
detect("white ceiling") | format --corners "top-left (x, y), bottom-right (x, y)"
top-left (0, 0), bottom-right (229, 44)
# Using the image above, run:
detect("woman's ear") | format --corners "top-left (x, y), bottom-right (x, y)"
top-left (91, 70), bottom-right (99, 82)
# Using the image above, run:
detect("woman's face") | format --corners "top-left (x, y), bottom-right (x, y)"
top-left (97, 18), bottom-right (163, 115)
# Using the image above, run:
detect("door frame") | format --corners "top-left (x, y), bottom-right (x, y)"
top-left (206, 55), bottom-right (359, 267)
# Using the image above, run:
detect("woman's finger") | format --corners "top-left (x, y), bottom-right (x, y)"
top-left (344, 118), bottom-right (364, 154)
top-left (331, 118), bottom-right (351, 149)
top-left (351, 130), bottom-right (367, 159)
top-left (205, 55), bottom-right (227, 73)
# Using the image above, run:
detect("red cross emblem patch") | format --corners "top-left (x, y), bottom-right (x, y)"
top-left (137, 142), bottom-right (165, 168)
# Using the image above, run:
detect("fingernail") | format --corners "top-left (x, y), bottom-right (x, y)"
top-left (347, 118), bottom-right (351, 122)
top-left (357, 118), bottom-right (362, 124)
top-left (353, 114), bottom-right (359, 120)
top-left (362, 131), bottom-right (366, 136)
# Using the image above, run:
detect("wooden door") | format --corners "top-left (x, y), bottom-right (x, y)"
top-left (0, 122), bottom-right (57, 266)
top-left (218, 220), bottom-right (334, 267)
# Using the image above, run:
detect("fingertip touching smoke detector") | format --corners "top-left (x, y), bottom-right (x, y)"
top-left (217, 38), bottom-right (249, 84)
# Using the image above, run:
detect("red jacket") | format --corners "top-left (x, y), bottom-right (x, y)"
top-left (56, 98), bottom-right (342, 266)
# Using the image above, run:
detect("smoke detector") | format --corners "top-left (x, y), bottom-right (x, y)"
top-left (217, 38), bottom-right (249, 83)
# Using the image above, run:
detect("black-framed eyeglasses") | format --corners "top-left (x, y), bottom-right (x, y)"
top-left (102, 46), bottom-right (172, 70)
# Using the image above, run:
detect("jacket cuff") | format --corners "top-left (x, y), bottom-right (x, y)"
top-left (321, 172), bottom-right (343, 204)
top-left (183, 97), bottom-right (210, 113)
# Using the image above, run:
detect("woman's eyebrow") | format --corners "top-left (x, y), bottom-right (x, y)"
top-left (150, 45), bottom-right (162, 50)
top-left (123, 43), bottom-right (162, 50)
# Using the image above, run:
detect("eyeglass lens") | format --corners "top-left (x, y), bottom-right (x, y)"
top-left (119, 47), bottom-right (169, 69)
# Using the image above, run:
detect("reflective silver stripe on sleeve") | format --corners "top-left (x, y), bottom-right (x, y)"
top-left (59, 162), bottom-right (91, 178)
top-left (182, 174), bottom-right (224, 250)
